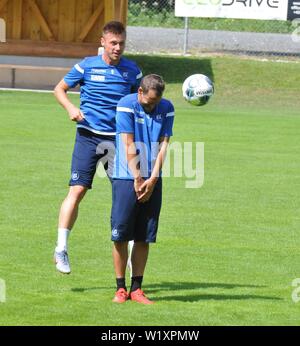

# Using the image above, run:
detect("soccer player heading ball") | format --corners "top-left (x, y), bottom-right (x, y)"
top-left (111, 74), bottom-right (175, 304)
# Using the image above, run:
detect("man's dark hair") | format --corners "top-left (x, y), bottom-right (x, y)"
top-left (140, 74), bottom-right (165, 97)
top-left (102, 21), bottom-right (126, 36)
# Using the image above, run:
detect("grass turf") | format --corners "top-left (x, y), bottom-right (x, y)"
top-left (0, 55), bottom-right (300, 325)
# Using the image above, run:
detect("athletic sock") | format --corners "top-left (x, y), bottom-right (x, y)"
top-left (116, 278), bottom-right (126, 291)
top-left (130, 276), bottom-right (143, 292)
top-left (55, 228), bottom-right (70, 252)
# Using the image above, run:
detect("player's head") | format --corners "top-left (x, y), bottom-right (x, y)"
top-left (138, 74), bottom-right (165, 113)
top-left (101, 21), bottom-right (126, 65)
top-left (102, 21), bottom-right (126, 36)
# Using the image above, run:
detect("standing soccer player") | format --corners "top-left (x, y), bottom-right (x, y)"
top-left (53, 21), bottom-right (142, 274)
top-left (111, 74), bottom-right (175, 304)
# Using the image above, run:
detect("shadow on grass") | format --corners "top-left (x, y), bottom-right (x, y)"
top-left (153, 293), bottom-right (282, 302)
top-left (71, 281), bottom-right (281, 302)
top-left (145, 281), bottom-right (265, 292)
top-left (71, 287), bottom-right (111, 293)
top-left (144, 281), bottom-right (282, 302)
top-left (126, 54), bottom-right (214, 84)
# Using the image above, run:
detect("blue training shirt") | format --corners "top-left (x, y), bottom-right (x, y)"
top-left (64, 55), bottom-right (142, 135)
top-left (113, 93), bottom-right (175, 180)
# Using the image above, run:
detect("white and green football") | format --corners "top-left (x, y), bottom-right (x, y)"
top-left (182, 74), bottom-right (214, 106)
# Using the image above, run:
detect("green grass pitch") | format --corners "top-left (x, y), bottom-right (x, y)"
top-left (0, 55), bottom-right (300, 326)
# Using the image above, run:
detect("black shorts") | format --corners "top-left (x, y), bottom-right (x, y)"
top-left (111, 178), bottom-right (162, 243)
top-left (69, 128), bottom-right (115, 189)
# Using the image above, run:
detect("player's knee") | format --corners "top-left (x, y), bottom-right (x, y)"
top-left (113, 241), bottom-right (128, 251)
top-left (68, 186), bottom-right (87, 203)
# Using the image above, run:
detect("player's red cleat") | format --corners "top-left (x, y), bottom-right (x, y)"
top-left (130, 289), bottom-right (154, 305)
top-left (112, 288), bottom-right (129, 303)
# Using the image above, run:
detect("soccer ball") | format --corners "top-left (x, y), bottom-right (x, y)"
top-left (182, 74), bottom-right (214, 106)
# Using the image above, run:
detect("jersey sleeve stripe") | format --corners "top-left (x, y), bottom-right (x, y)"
top-left (75, 64), bottom-right (84, 74)
top-left (166, 111), bottom-right (175, 117)
top-left (136, 72), bottom-right (143, 79)
top-left (117, 107), bottom-right (134, 113)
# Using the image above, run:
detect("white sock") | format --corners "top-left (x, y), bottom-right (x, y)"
top-left (56, 228), bottom-right (70, 252)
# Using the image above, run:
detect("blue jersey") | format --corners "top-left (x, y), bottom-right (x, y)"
top-left (113, 93), bottom-right (175, 180)
top-left (64, 55), bottom-right (142, 135)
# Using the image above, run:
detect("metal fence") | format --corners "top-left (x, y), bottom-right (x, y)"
top-left (127, 0), bottom-right (300, 57)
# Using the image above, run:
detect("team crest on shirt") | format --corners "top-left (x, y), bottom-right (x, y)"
top-left (122, 72), bottom-right (129, 79)
top-left (156, 114), bottom-right (162, 120)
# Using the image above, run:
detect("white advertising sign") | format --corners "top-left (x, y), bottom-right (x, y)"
top-left (175, 0), bottom-right (289, 20)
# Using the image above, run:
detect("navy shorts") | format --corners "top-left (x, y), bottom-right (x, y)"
top-left (69, 128), bottom-right (115, 189)
top-left (111, 178), bottom-right (162, 243)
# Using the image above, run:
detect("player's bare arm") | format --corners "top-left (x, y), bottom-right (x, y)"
top-left (138, 136), bottom-right (170, 203)
top-left (121, 133), bottom-right (145, 198)
top-left (54, 79), bottom-right (85, 122)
